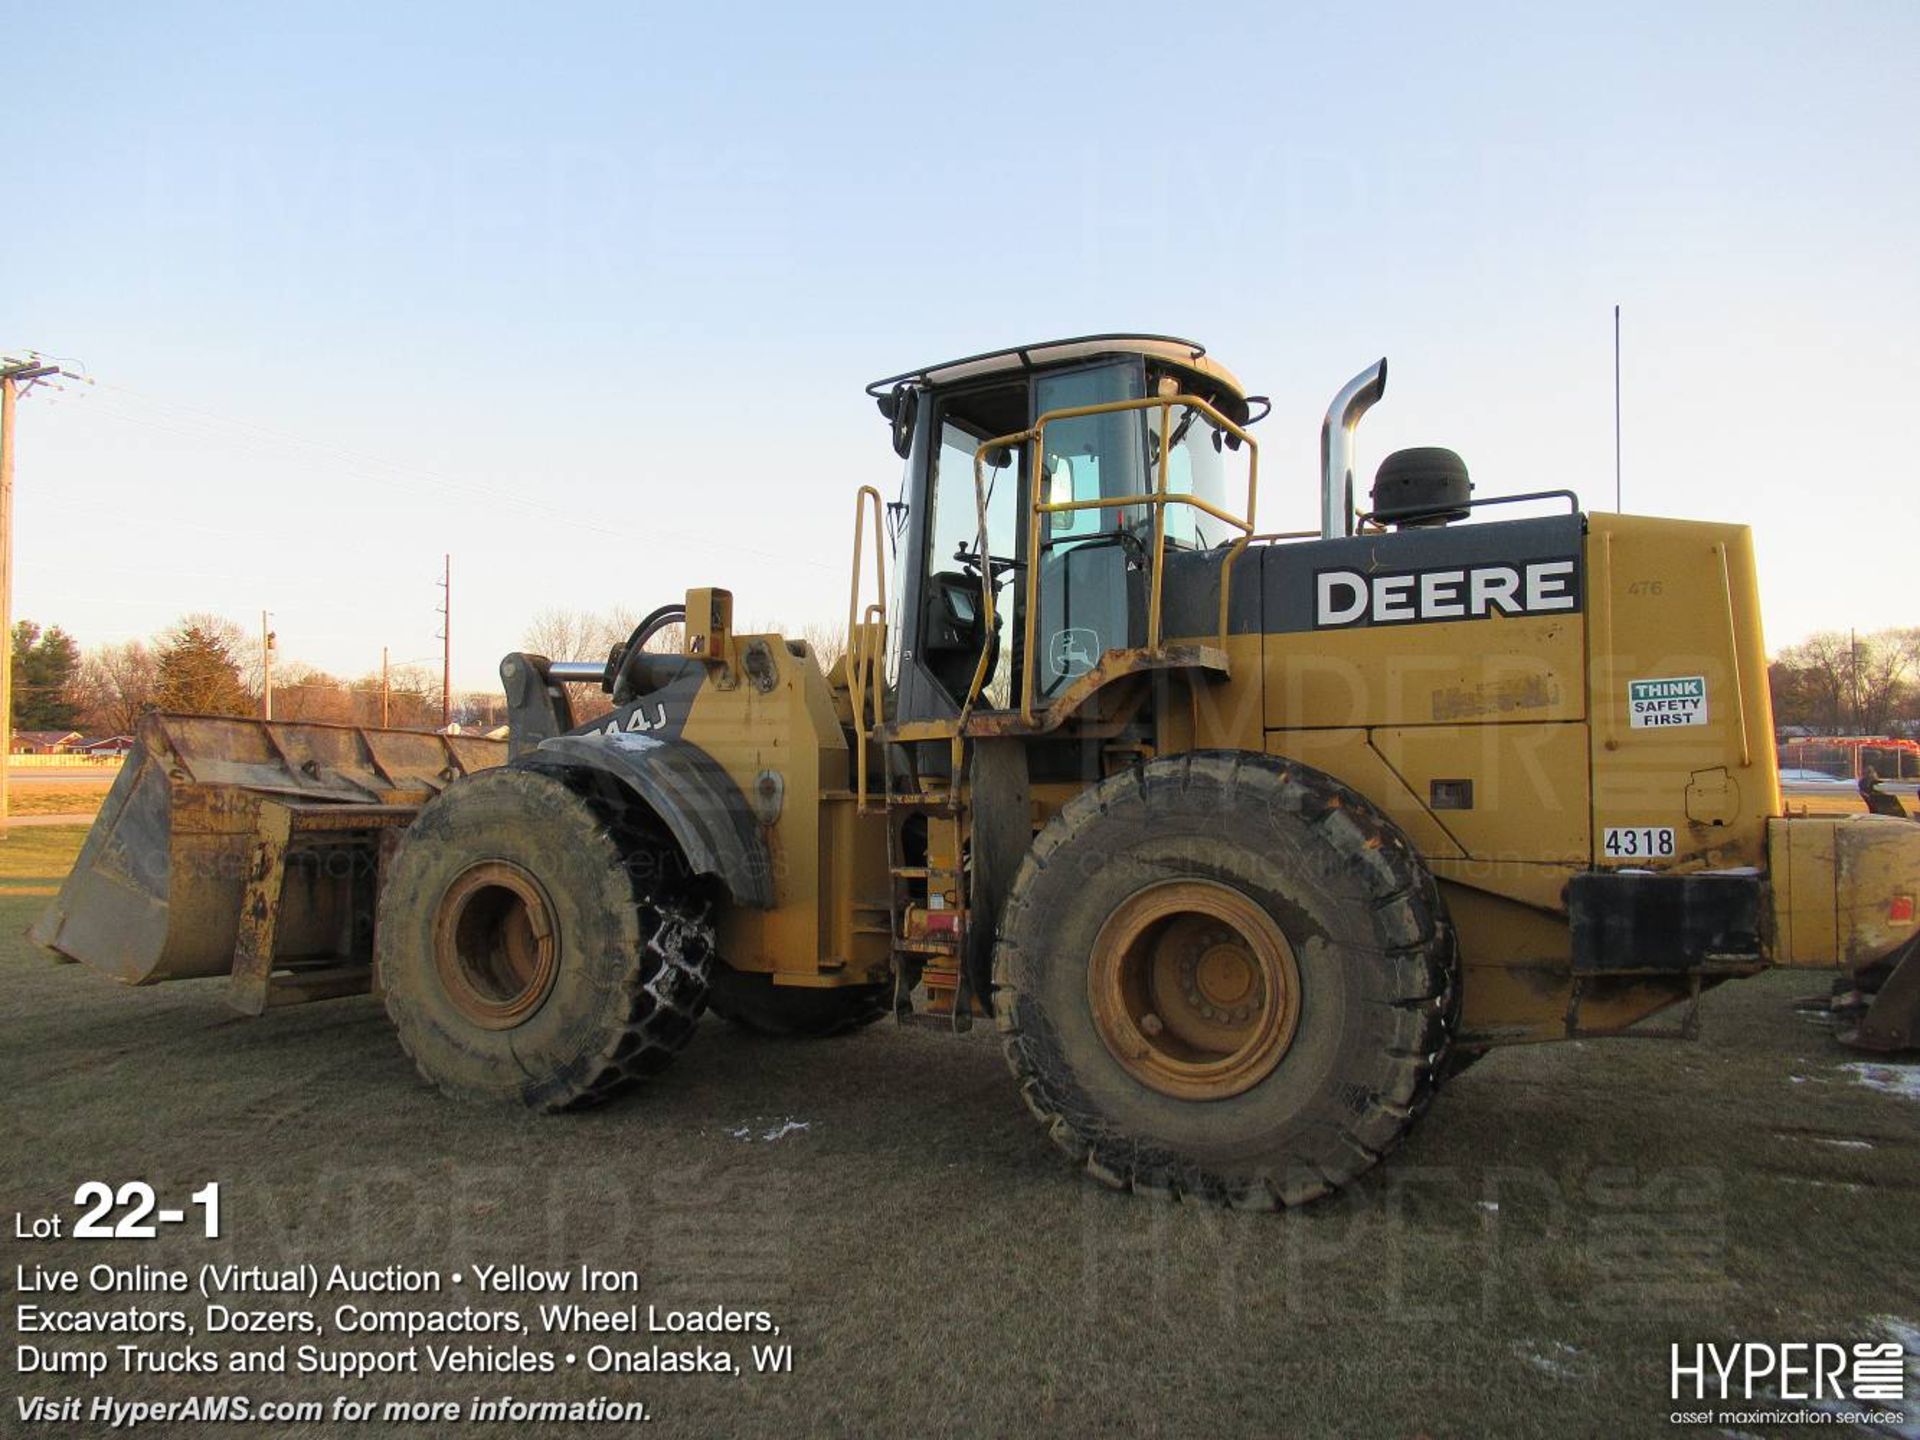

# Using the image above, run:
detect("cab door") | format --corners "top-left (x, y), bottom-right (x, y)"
top-left (1030, 360), bottom-right (1149, 702)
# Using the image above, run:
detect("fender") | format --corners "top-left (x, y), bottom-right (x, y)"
top-left (526, 733), bottom-right (775, 909)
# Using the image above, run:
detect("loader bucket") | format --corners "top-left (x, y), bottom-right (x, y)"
top-left (30, 714), bottom-right (506, 986)
top-left (1838, 933), bottom-right (1920, 1053)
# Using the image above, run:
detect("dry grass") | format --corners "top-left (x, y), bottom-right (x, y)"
top-left (5, 786), bottom-right (109, 817)
top-left (0, 824), bottom-right (96, 889)
top-left (4, 828), bottom-right (1918, 1438)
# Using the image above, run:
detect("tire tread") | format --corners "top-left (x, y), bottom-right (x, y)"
top-left (994, 750), bottom-right (1456, 1208)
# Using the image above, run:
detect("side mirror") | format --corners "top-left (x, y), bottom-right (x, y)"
top-left (1042, 454), bottom-right (1073, 508)
top-left (878, 385), bottom-right (918, 458)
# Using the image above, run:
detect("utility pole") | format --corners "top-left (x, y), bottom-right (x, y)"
top-left (1850, 627), bottom-right (1862, 744)
top-left (381, 646), bottom-right (391, 728)
top-left (437, 554), bottom-right (451, 730)
top-left (261, 611), bottom-right (275, 721)
top-left (1, 357), bottom-right (64, 835)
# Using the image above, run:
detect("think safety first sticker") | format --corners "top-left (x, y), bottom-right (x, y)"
top-left (1628, 675), bottom-right (1708, 728)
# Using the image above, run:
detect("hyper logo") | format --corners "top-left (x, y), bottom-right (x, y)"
top-left (1314, 558), bottom-right (1579, 629)
top-left (1670, 1339), bottom-right (1907, 1405)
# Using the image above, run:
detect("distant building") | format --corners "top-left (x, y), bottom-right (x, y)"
top-left (75, 735), bottom-right (136, 756)
top-left (11, 729), bottom-right (84, 755)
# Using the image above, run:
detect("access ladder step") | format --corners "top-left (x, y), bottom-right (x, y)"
top-left (887, 792), bottom-right (958, 813)
top-left (893, 936), bottom-right (962, 957)
top-left (894, 1010), bottom-right (962, 1032)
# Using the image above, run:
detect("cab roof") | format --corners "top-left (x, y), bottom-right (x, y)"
top-left (865, 334), bottom-right (1247, 405)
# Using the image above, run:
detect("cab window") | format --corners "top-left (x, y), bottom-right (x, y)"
top-left (1031, 361), bottom-right (1146, 700)
top-left (920, 385), bottom-right (1022, 706)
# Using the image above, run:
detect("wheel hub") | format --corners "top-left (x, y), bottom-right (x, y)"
top-left (1088, 880), bottom-right (1300, 1100)
top-left (431, 861), bottom-right (561, 1030)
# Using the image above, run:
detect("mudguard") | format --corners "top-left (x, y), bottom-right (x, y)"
top-left (528, 732), bottom-right (775, 909)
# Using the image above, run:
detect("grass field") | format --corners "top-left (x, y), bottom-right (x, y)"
top-left (4, 786), bottom-right (109, 818)
top-left (4, 826), bottom-right (1918, 1439)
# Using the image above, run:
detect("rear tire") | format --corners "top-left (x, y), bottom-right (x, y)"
top-left (994, 751), bottom-right (1455, 1207)
top-left (378, 766), bottom-right (713, 1111)
top-left (707, 967), bottom-right (889, 1038)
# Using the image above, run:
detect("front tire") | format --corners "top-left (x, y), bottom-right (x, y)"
top-left (378, 766), bottom-right (713, 1110)
top-left (994, 752), bottom-right (1455, 1207)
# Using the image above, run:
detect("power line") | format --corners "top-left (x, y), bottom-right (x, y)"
top-left (68, 376), bottom-right (830, 571)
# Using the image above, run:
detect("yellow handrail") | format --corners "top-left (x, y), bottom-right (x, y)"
top-left (994, 393), bottom-right (1258, 723)
top-left (1596, 528), bottom-right (1618, 754)
top-left (847, 486), bottom-right (889, 809)
top-left (847, 484), bottom-right (888, 647)
top-left (1715, 541), bottom-right (1752, 769)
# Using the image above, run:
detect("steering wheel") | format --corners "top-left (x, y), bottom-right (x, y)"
top-left (954, 543), bottom-right (1022, 581)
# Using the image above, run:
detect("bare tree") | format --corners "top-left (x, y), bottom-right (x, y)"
top-left (71, 640), bottom-right (159, 735)
top-left (523, 608), bottom-right (603, 663)
top-left (344, 663), bottom-right (439, 730)
top-left (1857, 628), bottom-right (1920, 736)
top-left (1772, 628), bottom-right (1920, 736)
top-left (799, 619), bottom-right (847, 673)
top-left (274, 666), bottom-right (356, 724)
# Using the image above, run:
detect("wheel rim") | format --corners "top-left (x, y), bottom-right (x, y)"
top-left (432, 861), bottom-right (561, 1030)
top-left (1087, 880), bottom-right (1301, 1100)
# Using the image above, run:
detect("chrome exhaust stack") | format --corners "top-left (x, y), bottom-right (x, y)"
top-left (1319, 358), bottom-right (1388, 539)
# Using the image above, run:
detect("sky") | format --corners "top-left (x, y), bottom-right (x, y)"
top-left (3, 2), bottom-right (1916, 690)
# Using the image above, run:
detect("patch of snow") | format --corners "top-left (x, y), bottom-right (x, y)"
top-left (1512, 1339), bottom-right (1586, 1382)
top-left (604, 731), bottom-right (663, 751)
top-left (1875, 1316), bottom-right (1920, 1356)
top-left (1843, 1062), bottom-right (1920, 1101)
top-left (1772, 1175), bottom-right (1867, 1194)
top-left (727, 1117), bottom-right (813, 1142)
top-left (1770, 1130), bottom-right (1875, 1150)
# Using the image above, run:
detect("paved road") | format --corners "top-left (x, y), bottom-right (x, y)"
top-left (3, 769), bottom-right (118, 787)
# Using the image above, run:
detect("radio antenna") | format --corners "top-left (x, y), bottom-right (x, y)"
top-left (1613, 304), bottom-right (1623, 512)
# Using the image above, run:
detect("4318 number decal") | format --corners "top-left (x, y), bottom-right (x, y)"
top-left (1601, 826), bottom-right (1675, 859)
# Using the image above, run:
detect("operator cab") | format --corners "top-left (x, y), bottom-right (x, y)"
top-left (869, 336), bottom-right (1257, 727)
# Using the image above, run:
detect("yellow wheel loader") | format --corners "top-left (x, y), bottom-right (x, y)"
top-left (34, 336), bottom-right (1920, 1207)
